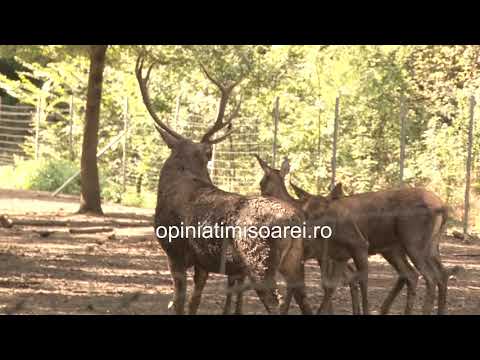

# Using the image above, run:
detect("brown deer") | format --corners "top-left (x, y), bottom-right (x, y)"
top-left (135, 53), bottom-right (313, 315)
top-left (254, 156), bottom-right (369, 315)
top-left (291, 181), bottom-right (459, 315)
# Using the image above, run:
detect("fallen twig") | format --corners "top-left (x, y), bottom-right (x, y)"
top-left (452, 231), bottom-right (480, 242)
top-left (69, 227), bottom-right (113, 235)
top-left (0, 216), bottom-right (151, 228)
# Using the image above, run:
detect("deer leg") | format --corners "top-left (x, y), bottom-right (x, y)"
top-left (188, 266), bottom-right (209, 315)
top-left (244, 251), bottom-right (280, 315)
top-left (313, 257), bottom-right (335, 314)
top-left (318, 258), bottom-right (336, 314)
top-left (434, 263), bottom-right (462, 315)
top-left (380, 250), bottom-right (418, 315)
top-left (279, 289), bottom-right (294, 314)
top-left (381, 278), bottom-right (406, 314)
top-left (344, 263), bottom-right (361, 315)
top-left (249, 275), bottom-right (280, 314)
top-left (289, 265), bottom-right (313, 315)
top-left (352, 249), bottom-right (369, 315)
top-left (428, 255), bottom-right (448, 315)
top-left (279, 279), bottom-right (311, 315)
top-left (234, 276), bottom-right (246, 315)
top-left (349, 283), bottom-right (361, 315)
top-left (167, 258), bottom-right (187, 315)
top-left (405, 246), bottom-right (436, 315)
top-left (292, 287), bottom-right (313, 315)
top-left (317, 260), bottom-right (348, 315)
top-left (224, 275), bottom-right (246, 315)
top-left (280, 255), bottom-right (312, 315)
top-left (223, 276), bottom-right (235, 315)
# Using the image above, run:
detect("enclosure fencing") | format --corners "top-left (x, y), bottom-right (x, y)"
top-left (121, 112), bottom-right (271, 196)
top-left (0, 100), bottom-right (35, 165)
top-left (1, 93), bottom-right (477, 233)
top-left (0, 95), bottom-right (272, 198)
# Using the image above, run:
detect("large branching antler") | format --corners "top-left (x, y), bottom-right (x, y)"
top-left (135, 53), bottom-right (184, 140)
top-left (199, 63), bottom-right (245, 144)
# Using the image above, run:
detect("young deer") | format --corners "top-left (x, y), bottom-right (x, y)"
top-left (136, 54), bottom-right (312, 315)
top-left (254, 156), bottom-right (369, 315)
top-left (291, 182), bottom-right (459, 315)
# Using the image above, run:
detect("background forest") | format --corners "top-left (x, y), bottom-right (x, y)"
top-left (0, 45), bottom-right (479, 231)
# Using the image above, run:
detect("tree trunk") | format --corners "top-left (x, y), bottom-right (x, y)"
top-left (399, 95), bottom-right (407, 186)
top-left (463, 95), bottom-right (476, 235)
top-left (78, 45), bottom-right (108, 215)
top-left (272, 97), bottom-right (279, 168)
top-left (331, 95), bottom-right (340, 190)
top-left (317, 106), bottom-right (322, 194)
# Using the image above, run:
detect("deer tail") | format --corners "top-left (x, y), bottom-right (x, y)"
top-left (431, 206), bottom-right (449, 257)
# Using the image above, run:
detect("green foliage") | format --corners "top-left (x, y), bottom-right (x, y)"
top-left (1, 45), bottom-right (479, 219)
top-left (120, 188), bottom-right (156, 209)
top-left (0, 158), bottom-right (80, 194)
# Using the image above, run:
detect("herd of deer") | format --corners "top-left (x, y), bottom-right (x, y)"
top-left (135, 53), bottom-right (460, 315)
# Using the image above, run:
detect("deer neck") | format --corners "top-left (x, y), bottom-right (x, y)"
top-left (273, 182), bottom-right (300, 207)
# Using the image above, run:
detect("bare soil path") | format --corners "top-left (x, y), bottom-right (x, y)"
top-left (0, 188), bottom-right (478, 315)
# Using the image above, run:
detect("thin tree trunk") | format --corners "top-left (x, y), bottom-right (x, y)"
top-left (272, 97), bottom-right (279, 167)
top-left (399, 95), bottom-right (407, 186)
top-left (317, 106), bottom-right (322, 194)
top-left (78, 45), bottom-right (108, 215)
top-left (331, 95), bottom-right (340, 190)
top-left (463, 95), bottom-right (476, 235)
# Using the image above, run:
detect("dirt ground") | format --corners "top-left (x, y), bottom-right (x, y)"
top-left (0, 188), bottom-right (479, 315)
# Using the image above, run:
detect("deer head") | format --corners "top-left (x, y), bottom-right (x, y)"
top-left (301, 183), bottom-right (345, 218)
top-left (329, 182), bottom-right (344, 200)
top-left (254, 155), bottom-right (293, 200)
top-left (290, 181), bottom-right (313, 203)
top-left (135, 53), bottom-right (244, 183)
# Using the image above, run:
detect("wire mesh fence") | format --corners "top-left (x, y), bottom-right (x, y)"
top-left (183, 115), bottom-right (270, 195)
top-left (121, 113), bottom-right (271, 197)
top-left (0, 95), bottom-right (274, 201)
top-left (0, 101), bottom-right (35, 165)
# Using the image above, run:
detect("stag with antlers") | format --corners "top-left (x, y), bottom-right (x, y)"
top-left (135, 53), bottom-right (313, 315)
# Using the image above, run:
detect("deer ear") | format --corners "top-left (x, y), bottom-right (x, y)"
top-left (290, 181), bottom-right (311, 201)
top-left (203, 144), bottom-right (213, 161)
top-left (279, 158), bottom-right (290, 178)
top-left (254, 154), bottom-right (271, 174)
top-left (301, 198), bottom-right (315, 217)
top-left (329, 183), bottom-right (344, 200)
top-left (156, 125), bottom-right (179, 149)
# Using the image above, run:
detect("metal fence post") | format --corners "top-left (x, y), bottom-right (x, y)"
top-left (463, 95), bottom-right (476, 235)
top-left (211, 144), bottom-right (216, 183)
top-left (69, 94), bottom-right (74, 161)
top-left (272, 97), bottom-right (279, 168)
top-left (35, 96), bottom-right (41, 160)
top-left (330, 95), bottom-right (340, 190)
top-left (174, 90), bottom-right (181, 131)
top-left (317, 106), bottom-right (322, 193)
top-left (399, 95), bottom-right (407, 186)
top-left (122, 96), bottom-right (129, 193)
